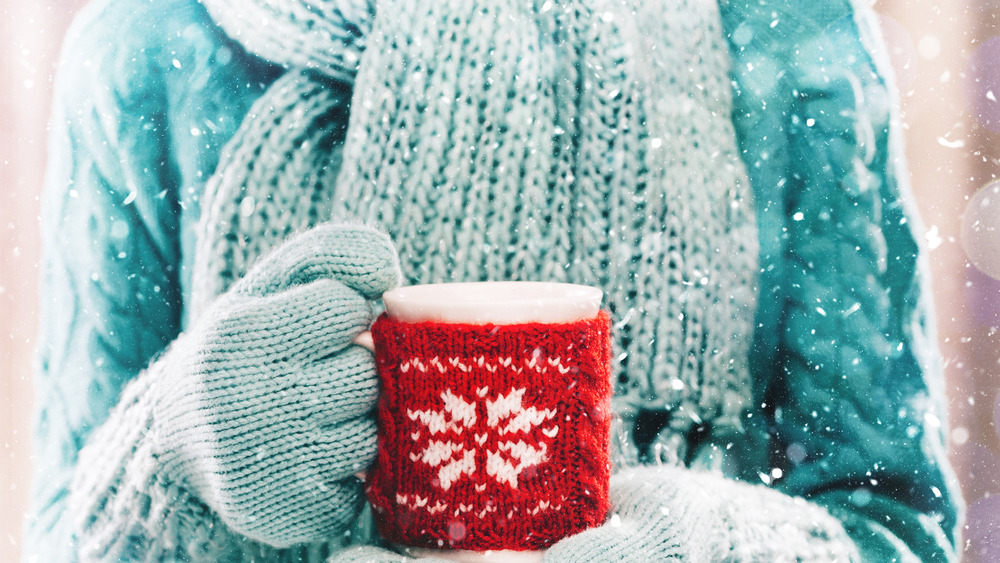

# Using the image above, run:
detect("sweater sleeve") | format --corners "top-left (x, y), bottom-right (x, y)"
top-left (24, 0), bottom-right (286, 560)
top-left (719, 1), bottom-right (961, 560)
top-left (27, 1), bottom-right (183, 559)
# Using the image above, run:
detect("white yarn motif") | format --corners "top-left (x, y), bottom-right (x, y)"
top-left (394, 494), bottom-right (564, 518)
top-left (406, 382), bottom-right (558, 491)
top-left (407, 389), bottom-right (477, 490)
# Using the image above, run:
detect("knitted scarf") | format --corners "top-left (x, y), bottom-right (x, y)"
top-left (194, 0), bottom-right (759, 464)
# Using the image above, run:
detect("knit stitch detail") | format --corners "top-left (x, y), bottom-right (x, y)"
top-left (154, 225), bottom-right (401, 548)
top-left (335, 0), bottom-right (759, 443)
top-left (191, 69), bottom-right (353, 318)
top-left (367, 312), bottom-right (612, 551)
top-left (69, 370), bottom-right (343, 562)
top-left (543, 465), bottom-right (860, 562)
top-left (196, 0), bottom-right (759, 452)
top-left (33, 0), bottom-right (961, 561)
top-left (198, 0), bottom-right (374, 84)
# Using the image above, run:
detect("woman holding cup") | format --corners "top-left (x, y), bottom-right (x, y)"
top-left (26, 0), bottom-right (960, 561)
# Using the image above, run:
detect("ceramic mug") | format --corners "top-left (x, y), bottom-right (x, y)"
top-left (358, 281), bottom-right (613, 561)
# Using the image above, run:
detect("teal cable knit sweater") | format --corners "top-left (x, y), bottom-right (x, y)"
top-left (27, 0), bottom-right (961, 560)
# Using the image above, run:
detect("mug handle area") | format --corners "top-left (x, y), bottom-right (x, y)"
top-left (352, 329), bottom-right (375, 481)
top-left (353, 330), bottom-right (375, 352)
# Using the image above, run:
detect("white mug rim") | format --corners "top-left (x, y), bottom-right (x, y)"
top-left (382, 281), bottom-right (603, 324)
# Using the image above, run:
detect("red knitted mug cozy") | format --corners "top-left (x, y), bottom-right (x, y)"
top-left (366, 311), bottom-right (612, 551)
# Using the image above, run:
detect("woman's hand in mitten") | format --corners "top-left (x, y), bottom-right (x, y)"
top-left (543, 465), bottom-right (859, 562)
top-left (149, 223), bottom-right (400, 548)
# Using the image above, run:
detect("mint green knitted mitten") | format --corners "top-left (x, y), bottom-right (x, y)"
top-left (327, 466), bottom-right (859, 561)
top-left (150, 223), bottom-right (399, 547)
top-left (542, 466), bottom-right (860, 562)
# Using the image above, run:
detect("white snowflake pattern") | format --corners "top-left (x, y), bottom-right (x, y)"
top-left (407, 384), bottom-right (558, 491)
top-left (485, 388), bottom-right (557, 488)
top-left (407, 390), bottom-right (477, 490)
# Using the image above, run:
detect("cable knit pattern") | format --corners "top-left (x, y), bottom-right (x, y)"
top-left (195, 0), bottom-right (759, 446)
top-left (719, 2), bottom-right (961, 558)
top-left (28, 0), bottom-right (961, 560)
top-left (198, 0), bottom-right (374, 84)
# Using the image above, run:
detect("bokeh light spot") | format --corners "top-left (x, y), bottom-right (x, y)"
top-left (962, 181), bottom-right (1000, 280)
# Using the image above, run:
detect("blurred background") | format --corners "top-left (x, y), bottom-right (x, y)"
top-left (2, 0), bottom-right (1000, 561)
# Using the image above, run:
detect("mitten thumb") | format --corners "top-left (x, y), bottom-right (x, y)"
top-left (543, 466), bottom-right (714, 562)
top-left (236, 222), bottom-right (401, 298)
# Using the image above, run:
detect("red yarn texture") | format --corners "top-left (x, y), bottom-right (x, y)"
top-left (366, 311), bottom-right (612, 551)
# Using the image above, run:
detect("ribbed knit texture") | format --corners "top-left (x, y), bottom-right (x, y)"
top-left (199, 0), bottom-right (374, 84)
top-left (338, 0), bottom-right (759, 451)
top-left (367, 313), bottom-right (612, 550)
top-left (195, 0), bottom-right (760, 457)
top-left (28, 0), bottom-right (962, 560)
top-left (189, 69), bottom-right (356, 319)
